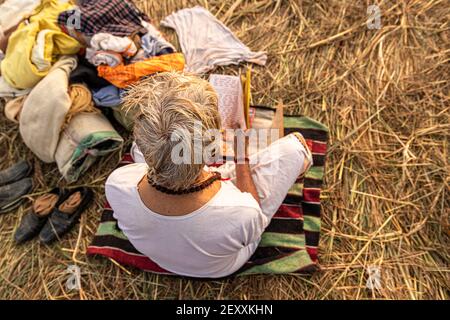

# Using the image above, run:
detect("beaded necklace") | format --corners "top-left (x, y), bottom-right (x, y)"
top-left (147, 172), bottom-right (221, 195)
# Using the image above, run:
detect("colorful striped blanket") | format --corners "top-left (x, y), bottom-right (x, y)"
top-left (87, 111), bottom-right (328, 277)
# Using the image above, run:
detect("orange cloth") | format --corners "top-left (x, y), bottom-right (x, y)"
top-left (97, 53), bottom-right (185, 88)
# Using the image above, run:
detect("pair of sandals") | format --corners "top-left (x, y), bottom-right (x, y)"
top-left (14, 187), bottom-right (93, 245)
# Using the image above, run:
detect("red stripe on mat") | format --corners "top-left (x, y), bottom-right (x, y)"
top-left (312, 141), bottom-right (327, 154)
top-left (306, 247), bottom-right (318, 262)
top-left (87, 247), bottom-right (172, 274)
top-left (121, 153), bottom-right (134, 163)
top-left (274, 204), bottom-right (303, 219)
top-left (303, 188), bottom-right (321, 202)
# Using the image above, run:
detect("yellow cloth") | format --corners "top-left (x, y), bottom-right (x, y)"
top-left (97, 53), bottom-right (185, 88)
top-left (0, 0), bottom-right (81, 89)
top-left (65, 83), bottom-right (100, 128)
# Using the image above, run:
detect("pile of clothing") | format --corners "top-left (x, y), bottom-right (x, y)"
top-left (0, 0), bottom-right (185, 182)
top-left (0, 0), bottom-right (267, 184)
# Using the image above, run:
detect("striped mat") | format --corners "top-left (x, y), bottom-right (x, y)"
top-left (87, 112), bottom-right (328, 277)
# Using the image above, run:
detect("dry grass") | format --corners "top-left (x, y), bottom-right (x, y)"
top-left (0, 0), bottom-right (449, 300)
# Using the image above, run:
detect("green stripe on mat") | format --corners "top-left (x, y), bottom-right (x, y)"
top-left (305, 166), bottom-right (324, 180)
top-left (303, 216), bottom-right (321, 232)
top-left (239, 249), bottom-right (313, 275)
top-left (283, 116), bottom-right (329, 132)
top-left (96, 221), bottom-right (128, 240)
top-left (287, 183), bottom-right (303, 197)
top-left (259, 232), bottom-right (305, 248)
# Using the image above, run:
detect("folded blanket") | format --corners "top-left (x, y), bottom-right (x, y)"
top-left (88, 110), bottom-right (328, 277)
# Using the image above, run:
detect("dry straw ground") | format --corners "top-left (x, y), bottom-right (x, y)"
top-left (0, 0), bottom-right (448, 300)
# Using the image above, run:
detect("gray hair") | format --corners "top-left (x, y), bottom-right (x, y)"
top-left (123, 72), bottom-right (221, 191)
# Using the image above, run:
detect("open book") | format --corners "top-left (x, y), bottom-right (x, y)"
top-left (209, 72), bottom-right (284, 156)
top-left (209, 74), bottom-right (248, 129)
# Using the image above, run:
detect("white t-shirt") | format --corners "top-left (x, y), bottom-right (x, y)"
top-left (105, 163), bottom-right (268, 278)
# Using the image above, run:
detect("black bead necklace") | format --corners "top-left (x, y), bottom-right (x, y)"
top-left (147, 172), bottom-right (221, 195)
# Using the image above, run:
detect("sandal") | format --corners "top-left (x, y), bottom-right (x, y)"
top-left (39, 187), bottom-right (94, 245)
top-left (14, 188), bottom-right (63, 244)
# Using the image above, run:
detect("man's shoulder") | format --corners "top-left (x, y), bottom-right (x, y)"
top-left (105, 163), bottom-right (148, 188)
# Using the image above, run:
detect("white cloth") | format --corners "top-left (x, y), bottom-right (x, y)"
top-left (0, 76), bottom-right (31, 98)
top-left (161, 6), bottom-right (267, 74)
top-left (86, 33), bottom-right (138, 67)
top-left (86, 48), bottom-right (123, 67)
top-left (106, 134), bottom-right (311, 278)
top-left (89, 33), bottom-right (138, 58)
top-left (31, 30), bottom-right (53, 72)
top-left (0, 0), bottom-right (40, 31)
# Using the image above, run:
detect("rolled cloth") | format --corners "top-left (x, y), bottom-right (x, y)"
top-left (20, 55), bottom-right (78, 163)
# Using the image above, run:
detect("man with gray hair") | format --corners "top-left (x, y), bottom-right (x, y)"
top-left (105, 72), bottom-right (312, 278)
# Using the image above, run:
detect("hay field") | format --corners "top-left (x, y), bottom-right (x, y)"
top-left (0, 0), bottom-right (448, 299)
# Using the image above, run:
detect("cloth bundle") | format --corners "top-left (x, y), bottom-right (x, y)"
top-left (1, 0), bottom-right (81, 89)
top-left (161, 6), bottom-right (268, 74)
top-left (18, 55), bottom-right (123, 182)
top-left (20, 55), bottom-right (78, 163)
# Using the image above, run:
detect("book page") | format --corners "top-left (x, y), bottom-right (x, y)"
top-left (209, 74), bottom-right (247, 130)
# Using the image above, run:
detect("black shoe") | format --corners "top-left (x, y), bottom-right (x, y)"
top-left (14, 188), bottom-right (64, 244)
top-left (0, 160), bottom-right (32, 187)
top-left (39, 187), bottom-right (94, 245)
top-left (0, 178), bottom-right (33, 214)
